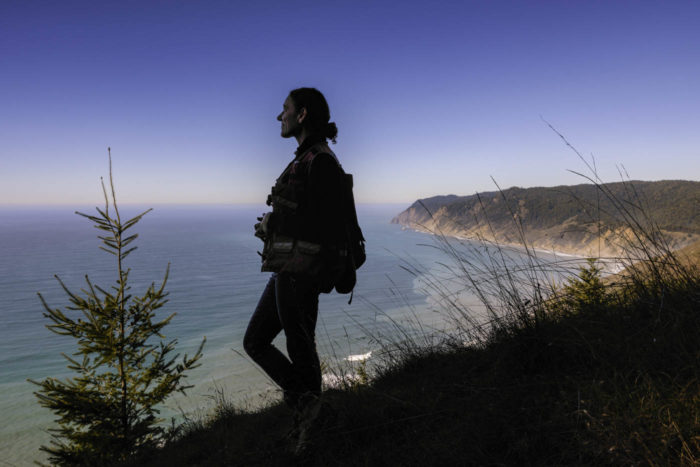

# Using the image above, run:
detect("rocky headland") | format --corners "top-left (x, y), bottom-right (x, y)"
top-left (392, 180), bottom-right (700, 258)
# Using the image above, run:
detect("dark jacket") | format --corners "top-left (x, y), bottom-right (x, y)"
top-left (261, 136), bottom-right (345, 276)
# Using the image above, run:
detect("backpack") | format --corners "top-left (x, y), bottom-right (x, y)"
top-left (334, 171), bottom-right (365, 302)
top-left (289, 143), bottom-right (364, 301)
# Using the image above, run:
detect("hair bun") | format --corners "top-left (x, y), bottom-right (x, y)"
top-left (325, 122), bottom-right (338, 144)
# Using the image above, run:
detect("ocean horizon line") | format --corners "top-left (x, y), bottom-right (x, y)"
top-left (0, 201), bottom-right (413, 209)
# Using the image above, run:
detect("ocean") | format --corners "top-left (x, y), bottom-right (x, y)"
top-left (0, 204), bottom-right (583, 465)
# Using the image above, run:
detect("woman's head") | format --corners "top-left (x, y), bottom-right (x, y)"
top-left (287, 87), bottom-right (338, 144)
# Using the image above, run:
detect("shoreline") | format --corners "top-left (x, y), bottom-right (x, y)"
top-left (400, 224), bottom-right (625, 276)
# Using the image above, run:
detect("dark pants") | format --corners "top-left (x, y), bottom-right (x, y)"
top-left (243, 273), bottom-right (322, 407)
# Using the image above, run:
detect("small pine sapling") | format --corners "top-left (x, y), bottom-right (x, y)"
top-left (30, 152), bottom-right (206, 465)
top-left (563, 257), bottom-right (607, 313)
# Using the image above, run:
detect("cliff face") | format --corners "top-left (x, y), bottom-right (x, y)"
top-left (392, 181), bottom-right (700, 257)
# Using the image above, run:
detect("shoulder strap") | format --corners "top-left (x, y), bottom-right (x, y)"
top-left (304, 142), bottom-right (341, 174)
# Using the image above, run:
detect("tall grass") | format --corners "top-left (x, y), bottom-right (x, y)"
top-left (381, 130), bottom-right (700, 465)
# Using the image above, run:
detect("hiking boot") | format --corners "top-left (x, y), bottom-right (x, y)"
top-left (294, 396), bottom-right (323, 456)
top-left (283, 409), bottom-right (303, 441)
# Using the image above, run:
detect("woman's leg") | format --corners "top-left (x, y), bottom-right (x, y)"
top-left (243, 275), bottom-right (298, 401)
top-left (275, 273), bottom-right (322, 401)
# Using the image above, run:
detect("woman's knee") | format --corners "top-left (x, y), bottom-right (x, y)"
top-left (243, 328), bottom-right (262, 358)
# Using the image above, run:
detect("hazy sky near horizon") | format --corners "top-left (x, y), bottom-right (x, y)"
top-left (2, 0), bottom-right (699, 206)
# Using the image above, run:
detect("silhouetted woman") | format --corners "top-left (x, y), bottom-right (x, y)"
top-left (244, 87), bottom-right (343, 453)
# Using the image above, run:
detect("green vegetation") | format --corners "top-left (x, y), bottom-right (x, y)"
top-left (393, 180), bottom-right (700, 238)
top-left (128, 171), bottom-right (699, 465)
top-left (30, 154), bottom-right (205, 466)
top-left (562, 257), bottom-right (607, 312)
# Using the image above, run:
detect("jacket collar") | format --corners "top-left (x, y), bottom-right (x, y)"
top-left (294, 134), bottom-right (326, 158)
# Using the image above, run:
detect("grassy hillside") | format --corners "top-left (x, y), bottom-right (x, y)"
top-left (678, 238), bottom-right (700, 265)
top-left (129, 259), bottom-right (700, 466)
top-left (128, 198), bottom-right (700, 465)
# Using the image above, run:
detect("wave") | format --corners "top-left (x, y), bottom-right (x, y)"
top-left (344, 351), bottom-right (372, 362)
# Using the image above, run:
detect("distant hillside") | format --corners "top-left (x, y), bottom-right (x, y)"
top-left (392, 180), bottom-right (700, 257)
top-left (676, 238), bottom-right (700, 266)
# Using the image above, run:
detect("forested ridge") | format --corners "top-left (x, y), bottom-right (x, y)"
top-left (392, 180), bottom-right (700, 256)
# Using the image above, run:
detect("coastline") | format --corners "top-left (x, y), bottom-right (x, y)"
top-left (400, 224), bottom-right (625, 276)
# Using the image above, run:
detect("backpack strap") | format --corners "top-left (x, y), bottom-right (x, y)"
top-left (304, 142), bottom-right (341, 172)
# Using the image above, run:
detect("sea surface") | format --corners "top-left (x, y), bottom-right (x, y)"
top-left (0, 204), bottom-right (583, 466)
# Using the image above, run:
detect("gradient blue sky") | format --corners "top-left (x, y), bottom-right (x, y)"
top-left (2, 0), bottom-right (699, 205)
